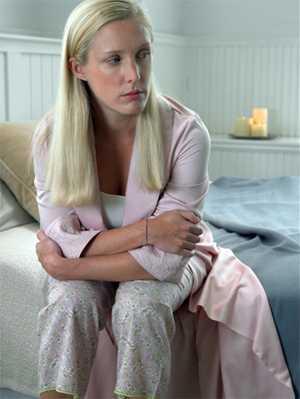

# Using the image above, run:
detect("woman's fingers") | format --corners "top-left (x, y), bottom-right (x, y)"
top-left (180, 210), bottom-right (200, 224)
top-left (181, 249), bottom-right (194, 257)
top-left (182, 241), bottom-right (195, 251)
top-left (179, 231), bottom-right (204, 255)
top-left (181, 222), bottom-right (203, 237)
top-left (37, 230), bottom-right (47, 241)
top-left (186, 233), bottom-right (202, 244)
top-left (61, 214), bottom-right (81, 234)
top-left (189, 225), bottom-right (203, 236)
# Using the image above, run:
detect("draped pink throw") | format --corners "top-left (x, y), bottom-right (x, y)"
top-left (85, 222), bottom-right (294, 399)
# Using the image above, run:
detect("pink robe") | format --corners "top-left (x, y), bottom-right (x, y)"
top-left (33, 96), bottom-right (294, 398)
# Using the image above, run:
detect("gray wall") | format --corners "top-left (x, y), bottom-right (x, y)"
top-left (0, 0), bottom-right (298, 39)
top-left (142, 0), bottom-right (299, 38)
top-left (179, 0), bottom-right (299, 39)
top-left (0, 0), bottom-right (80, 37)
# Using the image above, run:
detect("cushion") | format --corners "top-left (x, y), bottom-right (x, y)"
top-left (0, 180), bottom-right (34, 231)
top-left (0, 121), bottom-right (39, 221)
top-left (0, 222), bottom-right (45, 396)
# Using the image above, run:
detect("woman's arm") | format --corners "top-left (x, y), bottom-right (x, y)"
top-left (81, 210), bottom-right (201, 257)
top-left (67, 253), bottom-right (154, 281)
top-left (49, 251), bottom-right (154, 282)
top-left (36, 230), bottom-right (154, 281)
top-left (80, 219), bottom-right (145, 257)
top-left (36, 210), bottom-right (202, 282)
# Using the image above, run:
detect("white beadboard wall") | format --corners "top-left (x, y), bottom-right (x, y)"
top-left (194, 38), bottom-right (299, 137)
top-left (0, 33), bottom-right (299, 179)
top-left (0, 34), bottom-right (60, 121)
top-left (0, 51), bottom-right (6, 121)
top-left (209, 135), bottom-right (300, 180)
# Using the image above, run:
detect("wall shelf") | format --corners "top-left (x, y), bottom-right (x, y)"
top-left (209, 134), bottom-right (300, 179)
top-left (211, 134), bottom-right (300, 154)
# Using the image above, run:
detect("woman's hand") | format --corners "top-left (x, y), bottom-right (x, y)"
top-left (60, 213), bottom-right (82, 234)
top-left (147, 210), bottom-right (203, 256)
top-left (36, 230), bottom-right (66, 280)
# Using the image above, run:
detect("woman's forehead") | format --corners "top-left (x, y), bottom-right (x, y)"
top-left (90, 18), bottom-right (151, 53)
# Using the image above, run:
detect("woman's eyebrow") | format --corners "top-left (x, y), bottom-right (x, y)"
top-left (103, 42), bottom-right (150, 54)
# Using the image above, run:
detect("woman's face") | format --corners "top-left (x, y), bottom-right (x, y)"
top-left (71, 17), bottom-right (152, 122)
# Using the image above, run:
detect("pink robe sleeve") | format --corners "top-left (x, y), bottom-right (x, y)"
top-left (128, 114), bottom-right (210, 282)
top-left (32, 115), bottom-right (101, 259)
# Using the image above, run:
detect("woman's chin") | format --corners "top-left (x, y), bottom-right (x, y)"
top-left (122, 101), bottom-right (146, 115)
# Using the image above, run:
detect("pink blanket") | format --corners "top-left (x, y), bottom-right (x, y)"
top-left (85, 224), bottom-right (294, 399)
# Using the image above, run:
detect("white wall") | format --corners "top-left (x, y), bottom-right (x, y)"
top-left (180, 0), bottom-right (299, 39)
top-left (0, 0), bottom-right (80, 37)
top-left (139, 0), bottom-right (183, 35)
top-left (0, 0), bottom-right (298, 39)
top-left (137, 0), bottom-right (299, 39)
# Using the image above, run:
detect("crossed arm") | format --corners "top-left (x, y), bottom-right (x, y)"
top-left (36, 210), bottom-right (202, 282)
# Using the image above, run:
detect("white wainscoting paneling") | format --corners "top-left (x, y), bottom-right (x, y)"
top-left (6, 51), bottom-right (60, 121)
top-left (152, 33), bottom-right (189, 104)
top-left (195, 38), bottom-right (299, 137)
top-left (153, 33), bottom-right (203, 110)
top-left (209, 135), bottom-right (300, 180)
top-left (0, 51), bottom-right (6, 120)
top-left (0, 33), bottom-right (61, 121)
top-left (21, 53), bottom-right (60, 120)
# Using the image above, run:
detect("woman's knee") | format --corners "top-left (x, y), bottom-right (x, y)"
top-left (39, 279), bottom-right (112, 331)
top-left (112, 287), bottom-right (176, 340)
top-left (49, 279), bottom-right (114, 310)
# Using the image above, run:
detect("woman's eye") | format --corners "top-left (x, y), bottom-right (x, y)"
top-left (137, 50), bottom-right (151, 60)
top-left (107, 55), bottom-right (121, 65)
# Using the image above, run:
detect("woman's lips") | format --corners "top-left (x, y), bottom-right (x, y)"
top-left (123, 90), bottom-right (145, 96)
top-left (122, 90), bottom-right (146, 101)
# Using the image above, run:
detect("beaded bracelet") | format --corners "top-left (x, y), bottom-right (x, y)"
top-left (145, 217), bottom-right (149, 245)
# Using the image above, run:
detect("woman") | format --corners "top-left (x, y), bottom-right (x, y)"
top-left (33, 1), bottom-right (294, 399)
top-left (34, 0), bottom-right (208, 398)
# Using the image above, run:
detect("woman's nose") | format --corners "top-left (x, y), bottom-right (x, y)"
top-left (125, 59), bottom-right (141, 83)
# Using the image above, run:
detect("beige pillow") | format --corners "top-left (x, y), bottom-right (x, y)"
top-left (0, 121), bottom-right (39, 221)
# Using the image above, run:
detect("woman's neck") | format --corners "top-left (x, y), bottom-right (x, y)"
top-left (91, 100), bottom-right (138, 139)
top-left (97, 116), bottom-right (137, 138)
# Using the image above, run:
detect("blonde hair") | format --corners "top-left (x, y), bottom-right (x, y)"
top-left (40, 0), bottom-right (165, 207)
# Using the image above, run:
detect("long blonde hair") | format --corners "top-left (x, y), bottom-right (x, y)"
top-left (44, 0), bottom-right (165, 206)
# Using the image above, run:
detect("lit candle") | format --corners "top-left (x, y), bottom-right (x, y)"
top-left (250, 122), bottom-right (268, 137)
top-left (251, 108), bottom-right (268, 137)
top-left (233, 116), bottom-right (250, 137)
top-left (252, 108), bottom-right (268, 124)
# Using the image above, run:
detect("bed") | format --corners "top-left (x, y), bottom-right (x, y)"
top-left (203, 175), bottom-right (300, 397)
top-left (0, 121), bottom-right (299, 398)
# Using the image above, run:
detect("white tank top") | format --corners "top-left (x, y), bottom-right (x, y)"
top-left (100, 191), bottom-right (126, 229)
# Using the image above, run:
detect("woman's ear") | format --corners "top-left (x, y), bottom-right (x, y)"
top-left (68, 57), bottom-right (88, 81)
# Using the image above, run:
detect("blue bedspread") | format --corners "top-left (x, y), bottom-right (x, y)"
top-left (203, 176), bottom-right (300, 397)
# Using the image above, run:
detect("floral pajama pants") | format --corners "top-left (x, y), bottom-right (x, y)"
top-left (37, 264), bottom-right (194, 399)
